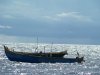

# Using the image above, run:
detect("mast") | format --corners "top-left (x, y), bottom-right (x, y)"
top-left (37, 36), bottom-right (38, 50)
top-left (44, 46), bottom-right (45, 53)
top-left (35, 36), bottom-right (38, 52)
top-left (51, 42), bottom-right (53, 53)
top-left (50, 42), bottom-right (53, 57)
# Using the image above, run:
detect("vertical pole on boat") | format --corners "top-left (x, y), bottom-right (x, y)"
top-left (75, 46), bottom-right (80, 57)
top-left (50, 42), bottom-right (53, 57)
top-left (35, 36), bottom-right (38, 53)
top-left (37, 36), bottom-right (38, 53)
top-left (44, 46), bottom-right (45, 53)
top-left (51, 42), bottom-right (53, 52)
top-left (77, 52), bottom-right (80, 57)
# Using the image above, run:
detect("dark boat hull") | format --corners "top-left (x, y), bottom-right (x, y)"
top-left (4, 46), bottom-right (84, 63)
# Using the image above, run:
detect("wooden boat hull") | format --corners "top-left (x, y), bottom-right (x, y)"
top-left (4, 45), bottom-right (84, 63)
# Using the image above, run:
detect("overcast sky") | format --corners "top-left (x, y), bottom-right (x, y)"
top-left (0, 0), bottom-right (100, 44)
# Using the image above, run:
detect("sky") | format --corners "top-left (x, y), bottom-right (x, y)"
top-left (0, 0), bottom-right (100, 44)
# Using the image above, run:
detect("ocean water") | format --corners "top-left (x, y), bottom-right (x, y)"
top-left (0, 43), bottom-right (100, 75)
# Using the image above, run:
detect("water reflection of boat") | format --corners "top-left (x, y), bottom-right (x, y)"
top-left (3, 45), bottom-right (84, 63)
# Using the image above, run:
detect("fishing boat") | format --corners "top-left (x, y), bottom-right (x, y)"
top-left (3, 45), bottom-right (84, 63)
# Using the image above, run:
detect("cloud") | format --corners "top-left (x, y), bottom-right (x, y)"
top-left (0, 0), bottom-right (93, 22)
top-left (56, 12), bottom-right (78, 17)
top-left (44, 12), bottom-right (93, 22)
top-left (44, 16), bottom-right (59, 21)
top-left (0, 25), bottom-right (12, 29)
top-left (0, 0), bottom-right (43, 20)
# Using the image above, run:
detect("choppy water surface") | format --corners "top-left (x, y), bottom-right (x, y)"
top-left (0, 43), bottom-right (100, 75)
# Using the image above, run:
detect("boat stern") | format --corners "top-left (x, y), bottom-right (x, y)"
top-left (76, 56), bottom-right (85, 63)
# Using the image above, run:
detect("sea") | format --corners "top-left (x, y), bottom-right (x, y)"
top-left (0, 43), bottom-right (100, 75)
